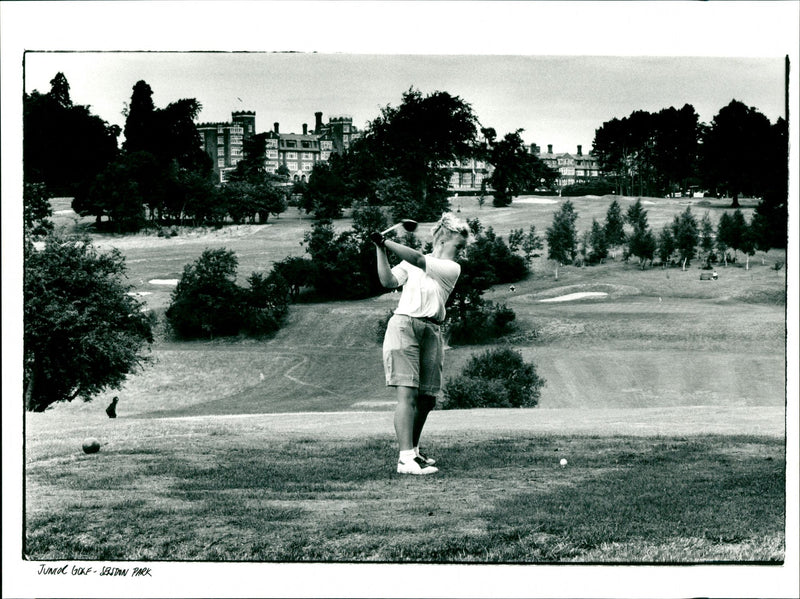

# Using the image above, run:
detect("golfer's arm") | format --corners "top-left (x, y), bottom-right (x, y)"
top-left (376, 247), bottom-right (400, 288)
top-left (384, 240), bottom-right (426, 270)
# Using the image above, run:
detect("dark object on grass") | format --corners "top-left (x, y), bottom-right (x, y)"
top-left (106, 396), bottom-right (118, 418)
top-left (82, 438), bottom-right (101, 454)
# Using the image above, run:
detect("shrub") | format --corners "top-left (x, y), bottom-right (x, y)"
top-left (442, 347), bottom-right (545, 409)
top-left (166, 248), bottom-right (244, 339)
top-left (446, 302), bottom-right (516, 345)
top-left (243, 271), bottom-right (290, 336)
top-left (167, 249), bottom-right (292, 339)
top-left (441, 376), bottom-right (511, 409)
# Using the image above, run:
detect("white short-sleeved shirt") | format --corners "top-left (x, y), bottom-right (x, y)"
top-left (391, 255), bottom-right (461, 323)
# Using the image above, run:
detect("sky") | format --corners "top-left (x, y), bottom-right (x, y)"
top-left (23, 52), bottom-right (786, 154)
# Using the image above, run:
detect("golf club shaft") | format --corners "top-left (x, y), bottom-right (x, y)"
top-left (380, 222), bottom-right (404, 236)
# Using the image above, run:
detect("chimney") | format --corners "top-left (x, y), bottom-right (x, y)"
top-left (547, 144), bottom-right (553, 154)
top-left (274, 122), bottom-right (279, 134)
top-left (577, 145), bottom-right (583, 156)
top-left (315, 111), bottom-right (323, 132)
top-left (303, 123), bottom-right (308, 135)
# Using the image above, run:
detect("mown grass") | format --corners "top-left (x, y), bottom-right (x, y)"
top-left (29, 194), bottom-right (787, 565)
top-left (25, 433), bottom-right (785, 563)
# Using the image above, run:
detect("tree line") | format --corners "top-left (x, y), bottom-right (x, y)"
top-left (592, 102), bottom-right (788, 209)
top-left (25, 74), bottom-right (291, 233)
top-left (544, 197), bottom-right (779, 272)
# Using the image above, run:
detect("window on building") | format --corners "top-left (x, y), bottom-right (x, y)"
top-left (286, 152), bottom-right (297, 160)
top-left (286, 140), bottom-right (297, 148)
top-left (218, 159), bottom-right (225, 167)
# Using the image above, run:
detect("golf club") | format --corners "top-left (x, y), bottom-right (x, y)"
top-left (381, 219), bottom-right (418, 236)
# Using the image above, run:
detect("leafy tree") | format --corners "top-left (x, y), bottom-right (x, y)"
top-left (24, 232), bottom-right (153, 411)
top-left (716, 212), bottom-right (734, 265)
top-left (243, 270), bottom-right (290, 336)
top-left (751, 117), bottom-right (789, 250)
top-left (652, 104), bottom-right (701, 195)
top-left (302, 219), bottom-right (373, 299)
top-left (272, 256), bottom-right (315, 301)
top-left (593, 105), bottom-right (700, 197)
top-left (482, 128), bottom-right (556, 206)
top-left (81, 151), bottom-right (163, 232)
top-left (363, 88), bottom-right (479, 221)
top-left (521, 225), bottom-right (543, 265)
top-left (728, 209), bottom-right (750, 260)
top-left (625, 199), bottom-right (656, 268)
top-left (657, 224), bottom-right (676, 265)
top-left (154, 98), bottom-right (212, 174)
top-left (751, 188), bottom-right (788, 251)
top-left (701, 100), bottom-right (774, 207)
top-left (699, 212), bottom-right (716, 264)
top-left (463, 226), bottom-right (527, 285)
top-left (603, 199), bottom-right (626, 247)
top-left (220, 180), bottom-right (257, 224)
top-left (24, 183), bottom-right (54, 238)
top-left (168, 169), bottom-right (219, 225)
top-left (546, 200), bottom-right (579, 264)
top-left (304, 160), bottom-right (348, 218)
top-left (671, 206), bottom-right (699, 268)
top-left (625, 198), bottom-right (649, 231)
top-left (627, 226), bottom-right (657, 269)
top-left (123, 80), bottom-right (158, 155)
top-left (166, 248), bottom-right (244, 338)
top-left (588, 218), bottom-right (609, 264)
top-left (445, 220), bottom-right (524, 344)
top-left (24, 73), bottom-right (120, 198)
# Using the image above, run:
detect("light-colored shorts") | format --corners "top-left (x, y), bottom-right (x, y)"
top-left (383, 314), bottom-right (444, 394)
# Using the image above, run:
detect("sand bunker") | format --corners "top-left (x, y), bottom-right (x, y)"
top-left (149, 279), bottom-right (178, 286)
top-left (515, 198), bottom-right (558, 204)
top-left (540, 292), bottom-right (608, 303)
top-left (126, 291), bottom-right (152, 296)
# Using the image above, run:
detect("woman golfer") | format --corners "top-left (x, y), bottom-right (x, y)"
top-left (371, 213), bottom-right (469, 475)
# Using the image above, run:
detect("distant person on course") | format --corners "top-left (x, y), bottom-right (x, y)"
top-left (371, 213), bottom-right (470, 475)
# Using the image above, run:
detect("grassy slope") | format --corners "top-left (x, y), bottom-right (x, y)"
top-left (26, 195), bottom-right (787, 563)
top-left (47, 194), bottom-right (786, 419)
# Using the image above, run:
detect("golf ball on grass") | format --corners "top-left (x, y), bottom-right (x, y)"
top-left (559, 458), bottom-right (568, 467)
top-left (82, 438), bottom-right (101, 454)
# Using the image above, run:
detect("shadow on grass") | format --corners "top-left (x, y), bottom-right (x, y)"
top-left (25, 435), bottom-right (785, 562)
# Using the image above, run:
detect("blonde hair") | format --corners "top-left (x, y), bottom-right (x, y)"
top-left (432, 212), bottom-right (470, 245)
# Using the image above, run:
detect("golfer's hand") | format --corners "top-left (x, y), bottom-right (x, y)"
top-left (370, 232), bottom-right (385, 247)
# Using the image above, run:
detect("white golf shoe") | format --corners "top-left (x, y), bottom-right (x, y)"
top-left (397, 456), bottom-right (439, 475)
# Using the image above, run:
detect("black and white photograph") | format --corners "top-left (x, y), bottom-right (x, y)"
top-left (2, 2), bottom-right (798, 598)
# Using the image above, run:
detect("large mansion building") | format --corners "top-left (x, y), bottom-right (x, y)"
top-left (198, 110), bottom-right (361, 183)
top-left (531, 143), bottom-right (601, 188)
top-left (198, 109), bottom-right (597, 193)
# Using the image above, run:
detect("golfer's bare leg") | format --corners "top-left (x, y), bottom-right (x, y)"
top-left (394, 386), bottom-right (417, 451)
top-left (413, 394), bottom-right (435, 448)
